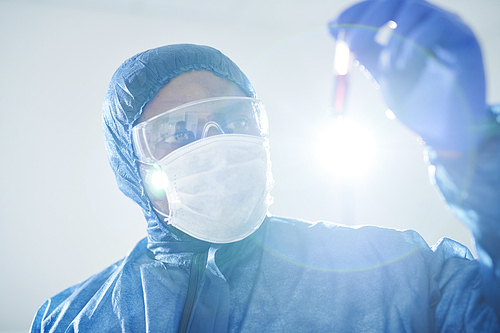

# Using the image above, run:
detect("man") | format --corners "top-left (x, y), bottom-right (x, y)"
top-left (31, 0), bottom-right (499, 331)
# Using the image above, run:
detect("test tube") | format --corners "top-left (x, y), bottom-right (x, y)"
top-left (331, 21), bottom-right (397, 118)
top-left (331, 31), bottom-right (351, 118)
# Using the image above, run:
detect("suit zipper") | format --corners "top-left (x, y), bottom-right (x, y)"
top-left (178, 251), bottom-right (206, 333)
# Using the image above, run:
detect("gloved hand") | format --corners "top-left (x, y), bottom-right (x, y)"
top-left (329, 0), bottom-right (489, 152)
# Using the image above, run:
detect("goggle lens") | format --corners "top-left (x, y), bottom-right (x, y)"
top-left (132, 97), bottom-right (268, 163)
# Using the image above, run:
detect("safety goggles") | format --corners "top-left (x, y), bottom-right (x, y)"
top-left (132, 97), bottom-right (269, 164)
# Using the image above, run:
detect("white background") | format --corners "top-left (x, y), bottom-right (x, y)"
top-left (0, 0), bottom-right (499, 331)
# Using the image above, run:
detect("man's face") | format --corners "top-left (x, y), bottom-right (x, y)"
top-left (137, 70), bottom-right (248, 216)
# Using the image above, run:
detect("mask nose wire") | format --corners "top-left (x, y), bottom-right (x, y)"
top-left (201, 121), bottom-right (225, 138)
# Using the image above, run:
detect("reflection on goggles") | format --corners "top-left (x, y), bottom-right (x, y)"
top-left (132, 97), bottom-right (268, 163)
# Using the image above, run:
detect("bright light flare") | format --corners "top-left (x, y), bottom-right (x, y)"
top-left (151, 170), bottom-right (169, 189)
top-left (375, 20), bottom-right (397, 46)
top-left (333, 39), bottom-right (350, 76)
top-left (385, 109), bottom-right (396, 120)
top-left (315, 119), bottom-right (378, 178)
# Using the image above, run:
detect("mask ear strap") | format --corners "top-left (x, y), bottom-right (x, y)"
top-left (152, 206), bottom-right (169, 222)
top-left (201, 121), bottom-right (225, 138)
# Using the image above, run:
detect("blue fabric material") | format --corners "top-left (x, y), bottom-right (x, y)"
top-left (328, 0), bottom-right (500, 321)
top-left (328, 0), bottom-right (492, 152)
top-left (30, 217), bottom-right (499, 332)
top-left (427, 113), bottom-right (500, 321)
top-left (30, 43), bottom-right (500, 331)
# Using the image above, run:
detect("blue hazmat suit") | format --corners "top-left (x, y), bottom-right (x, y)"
top-left (31, 3), bottom-right (500, 332)
top-left (29, 43), bottom-right (500, 333)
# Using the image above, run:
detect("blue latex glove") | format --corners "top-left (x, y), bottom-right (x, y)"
top-left (329, 0), bottom-right (490, 152)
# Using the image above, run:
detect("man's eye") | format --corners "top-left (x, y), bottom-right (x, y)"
top-left (225, 118), bottom-right (248, 133)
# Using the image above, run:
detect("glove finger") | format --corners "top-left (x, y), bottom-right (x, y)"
top-left (396, 12), bottom-right (443, 67)
top-left (382, 10), bottom-right (485, 149)
top-left (381, 6), bottom-right (443, 74)
top-left (396, 9), bottom-right (480, 68)
top-left (392, 0), bottom-right (472, 62)
top-left (383, 0), bottom-right (478, 68)
top-left (374, 1), bottom-right (451, 79)
top-left (380, 12), bottom-right (452, 115)
top-left (390, 0), bottom-right (443, 37)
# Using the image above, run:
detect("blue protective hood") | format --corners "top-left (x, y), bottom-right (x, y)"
top-left (101, 44), bottom-right (256, 253)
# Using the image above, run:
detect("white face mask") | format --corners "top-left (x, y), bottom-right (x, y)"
top-left (147, 134), bottom-right (274, 244)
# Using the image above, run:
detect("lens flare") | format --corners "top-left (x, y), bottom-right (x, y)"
top-left (385, 109), bottom-right (396, 120)
top-left (333, 39), bottom-right (350, 76)
top-left (151, 170), bottom-right (169, 189)
top-left (315, 119), bottom-right (378, 178)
